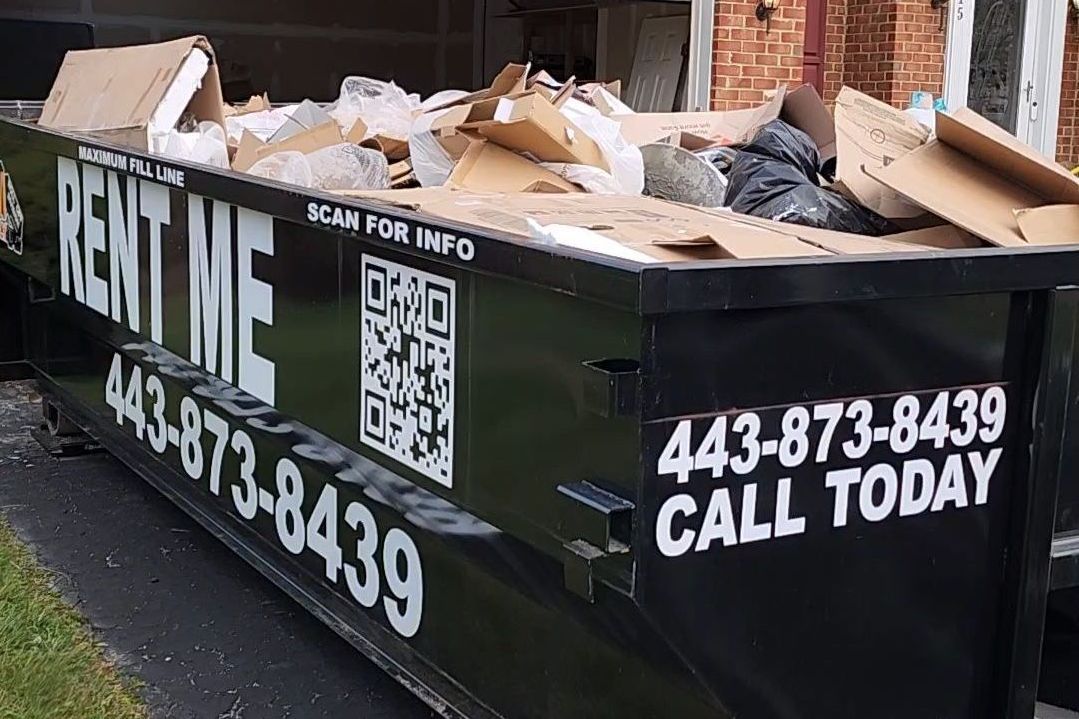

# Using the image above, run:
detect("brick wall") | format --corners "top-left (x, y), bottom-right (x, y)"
top-left (822, 0), bottom-right (845, 102)
top-left (841, 0), bottom-right (943, 106)
top-left (712, 0), bottom-right (944, 110)
top-left (711, 0), bottom-right (806, 110)
top-left (1058, 16), bottom-right (1079, 167)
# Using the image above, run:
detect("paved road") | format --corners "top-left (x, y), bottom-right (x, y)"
top-left (0, 381), bottom-right (434, 719)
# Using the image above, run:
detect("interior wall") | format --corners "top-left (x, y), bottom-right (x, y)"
top-left (600, 1), bottom-right (691, 85)
top-left (483, 0), bottom-right (525, 81)
top-left (1, 0), bottom-right (480, 101)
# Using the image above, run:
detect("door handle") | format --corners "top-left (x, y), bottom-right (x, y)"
top-left (1025, 80), bottom-right (1039, 122)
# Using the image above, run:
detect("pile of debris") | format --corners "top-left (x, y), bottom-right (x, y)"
top-left (35, 35), bottom-right (1079, 262)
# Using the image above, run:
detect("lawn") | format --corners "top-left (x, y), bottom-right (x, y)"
top-left (0, 520), bottom-right (144, 719)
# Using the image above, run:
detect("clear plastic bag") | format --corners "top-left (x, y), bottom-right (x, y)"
top-left (305, 143), bottom-right (390, 191)
top-left (328, 77), bottom-right (420, 140)
top-left (558, 98), bottom-right (644, 195)
top-left (156, 121), bottom-right (229, 168)
top-left (246, 151), bottom-right (314, 187)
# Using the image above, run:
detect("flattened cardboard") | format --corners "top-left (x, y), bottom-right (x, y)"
top-left (613, 87), bottom-right (785, 146)
top-left (713, 211), bottom-right (933, 255)
top-left (833, 86), bottom-right (930, 218)
top-left (1014, 205), bottom-right (1079, 245)
top-left (351, 189), bottom-right (828, 260)
top-left (781, 84), bottom-right (836, 162)
top-left (233, 120), bottom-right (343, 172)
top-left (447, 141), bottom-right (580, 193)
top-left (40, 36), bottom-right (225, 150)
top-left (461, 93), bottom-right (609, 170)
top-left (884, 225), bottom-right (983, 250)
top-left (867, 107), bottom-right (1079, 247)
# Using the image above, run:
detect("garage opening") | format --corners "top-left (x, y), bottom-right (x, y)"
top-left (0, 1), bottom-right (709, 110)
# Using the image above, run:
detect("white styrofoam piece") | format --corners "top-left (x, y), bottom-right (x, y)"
top-left (148, 48), bottom-right (210, 152)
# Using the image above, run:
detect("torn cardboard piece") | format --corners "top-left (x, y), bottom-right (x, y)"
top-left (40, 36), bottom-right (225, 151)
top-left (460, 93), bottom-right (609, 170)
top-left (388, 159), bottom-right (416, 188)
top-left (447, 141), bottom-right (580, 193)
top-left (867, 107), bottom-right (1079, 247)
top-left (233, 120), bottom-right (344, 172)
top-left (1014, 205), bottom-right (1079, 246)
top-left (429, 63), bottom-right (530, 112)
top-left (833, 87), bottom-right (930, 218)
top-left (224, 93), bottom-right (271, 117)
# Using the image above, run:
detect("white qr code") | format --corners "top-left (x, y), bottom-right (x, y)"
top-left (361, 255), bottom-right (455, 487)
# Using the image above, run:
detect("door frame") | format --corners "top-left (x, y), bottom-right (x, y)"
top-left (686, 0), bottom-right (715, 111)
top-left (943, 0), bottom-right (1068, 158)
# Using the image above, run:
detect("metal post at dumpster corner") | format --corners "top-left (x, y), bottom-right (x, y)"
top-left (997, 287), bottom-right (1077, 719)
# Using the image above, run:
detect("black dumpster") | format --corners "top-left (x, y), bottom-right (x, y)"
top-left (0, 115), bottom-right (1073, 719)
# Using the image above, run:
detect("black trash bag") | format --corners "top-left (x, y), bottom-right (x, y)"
top-left (739, 119), bottom-right (821, 180)
top-left (725, 120), bottom-right (896, 236)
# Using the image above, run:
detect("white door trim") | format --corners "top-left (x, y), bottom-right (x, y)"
top-left (1023, 0), bottom-right (1068, 159)
top-left (943, 0), bottom-right (974, 112)
top-left (686, 0), bottom-right (715, 110)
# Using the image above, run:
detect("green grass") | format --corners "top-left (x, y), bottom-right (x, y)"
top-left (0, 520), bottom-right (144, 719)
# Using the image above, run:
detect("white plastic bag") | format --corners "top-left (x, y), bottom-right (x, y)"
top-left (328, 77), bottom-right (420, 140)
top-left (409, 108), bottom-right (459, 187)
top-left (421, 90), bottom-right (469, 112)
top-left (157, 121), bottom-right (229, 168)
top-left (539, 163), bottom-right (621, 194)
top-left (306, 143), bottom-right (390, 191)
top-left (558, 98), bottom-right (644, 195)
top-left (246, 151), bottom-right (314, 187)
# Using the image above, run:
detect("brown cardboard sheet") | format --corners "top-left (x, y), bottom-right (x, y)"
top-left (867, 108), bottom-right (1079, 247)
top-left (447, 142), bottom-right (580, 193)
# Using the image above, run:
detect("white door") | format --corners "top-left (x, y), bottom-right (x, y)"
top-left (944, 0), bottom-right (1068, 158)
top-left (626, 15), bottom-right (691, 112)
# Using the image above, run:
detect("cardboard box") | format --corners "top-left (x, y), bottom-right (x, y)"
top-left (352, 189), bottom-right (830, 261)
top-left (39, 36), bottom-right (225, 151)
top-left (460, 93), bottom-right (609, 171)
top-left (613, 88), bottom-right (786, 147)
top-left (833, 87), bottom-right (931, 218)
top-left (233, 120), bottom-right (344, 172)
top-left (867, 107), bottom-right (1079, 247)
top-left (447, 141), bottom-right (580, 193)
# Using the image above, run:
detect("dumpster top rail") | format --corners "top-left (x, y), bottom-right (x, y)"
top-left (5, 115), bottom-right (1079, 315)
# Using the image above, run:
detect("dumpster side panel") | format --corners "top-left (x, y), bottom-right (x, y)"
top-left (0, 121), bottom-right (741, 719)
top-left (638, 294), bottom-right (1033, 719)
